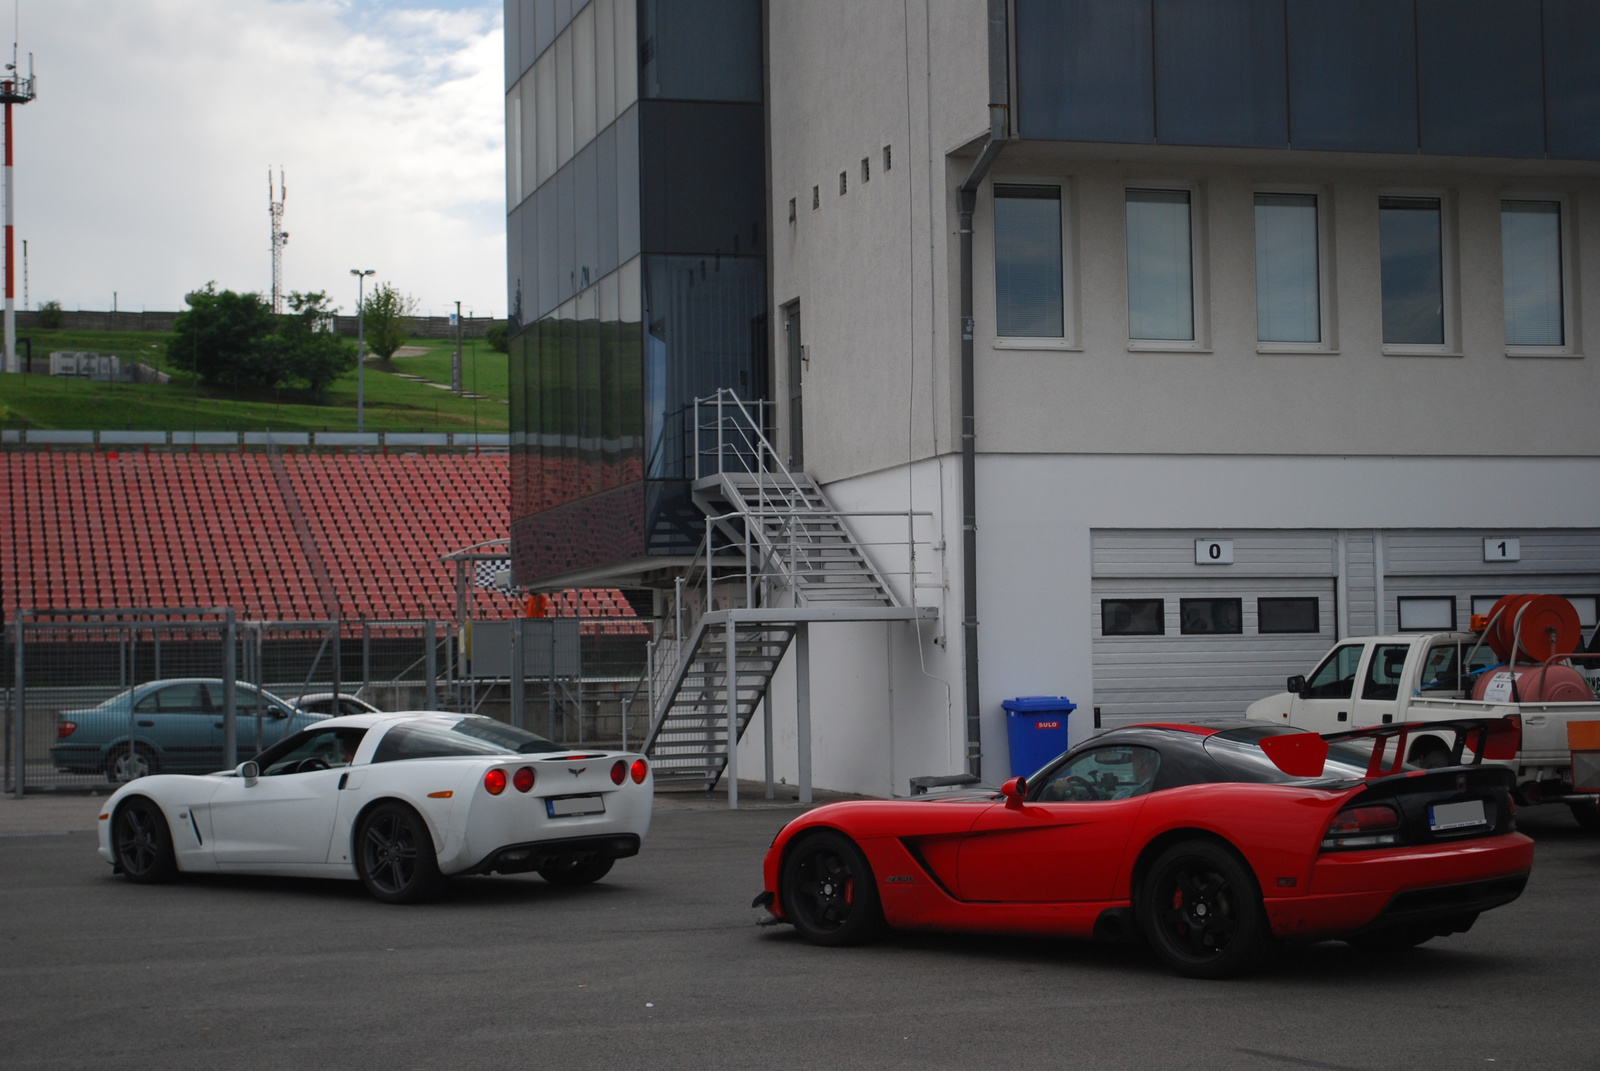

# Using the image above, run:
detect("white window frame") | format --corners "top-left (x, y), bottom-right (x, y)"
top-left (1252, 184), bottom-right (1338, 355)
top-left (1378, 186), bottom-right (1460, 358)
top-left (989, 175), bottom-right (1080, 350)
top-left (1123, 179), bottom-right (1209, 353)
top-left (1501, 189), bottom-right (1581, 359)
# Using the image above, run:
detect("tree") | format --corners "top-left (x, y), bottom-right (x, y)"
top-left (359, 282), bottom-right (416, 362)
top-left (276, 291), bottom-right (356, 397)
top-left (485, 320), bottom-right (509, 354)
top-left (167, 283), bottom-right (281, 390)
top-left (36, 300), bottom-right (63, 328)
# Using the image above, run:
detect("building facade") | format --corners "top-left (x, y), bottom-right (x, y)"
top-left (508, 0), bottom-right (1600, 797)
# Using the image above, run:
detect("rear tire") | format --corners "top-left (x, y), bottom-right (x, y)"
top-left (1568, 799), bottom-right (1600, 833)
top-left (779, 830), bottom-right (884, 947)
top-left (113, 798), bottom-right (178, 884)
top-left (356, 802), bottom-right (443, 904)
top-left (1407, 738), bottom-right (1452, 769)
top-left (1137, 839), bottom-right (1271, 979)
top-left (107, 745), bottom-right (157, 784)
top-left (537, 856), bottom-right (615, 886)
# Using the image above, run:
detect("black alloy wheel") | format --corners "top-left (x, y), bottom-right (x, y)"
top-left (537, 855), bottom-right (614, 886)
top-left (114, 798), bottom-right (177, 884)
top-left (356, 802), bottom-right (443, 904)
top-left (1138, 839), bottom-right (1271, 979)
top-left (779, 830), bottom-right (884, 947)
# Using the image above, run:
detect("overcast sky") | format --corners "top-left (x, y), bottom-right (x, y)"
top-left (14, 0), bottom-right (505, 320)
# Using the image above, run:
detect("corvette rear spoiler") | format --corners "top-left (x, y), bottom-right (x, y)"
top-left (1258, 718), bottom-right (1521, 779)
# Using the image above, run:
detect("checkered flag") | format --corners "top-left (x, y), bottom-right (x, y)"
top-left (473, 558), bottom-right (514, 593)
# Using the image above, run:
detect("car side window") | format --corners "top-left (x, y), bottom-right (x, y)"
top-left (134, 688), bottom-right (163, 714)
top-left (260, 728), bottom-right (367, 776)
top-left (1362, 644), bottom-right (1409, 701)
top-left (154, 683), bottom-right (207, 714)
top-left (1304, 644), bottom-right (1363, 699)
top-left (1418, 645), bottom-right (1460, 692)
top-left (1033, 746), bottom-right (1161, 802)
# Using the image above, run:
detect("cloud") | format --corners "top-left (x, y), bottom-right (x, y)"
top-left (16, 0), bottom-right (506, 319)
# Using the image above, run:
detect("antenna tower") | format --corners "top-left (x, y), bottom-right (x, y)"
top-left (268, 167), bottom-right (288, 314)
top-left (1, 34), bottom-right (35, 374)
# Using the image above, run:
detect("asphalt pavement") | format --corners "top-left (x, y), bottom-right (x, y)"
top-left (1, 793), bottom-right (1597, 1071)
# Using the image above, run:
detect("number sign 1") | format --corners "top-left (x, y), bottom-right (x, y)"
top-left (1484, 538), bottom-right (1520, 562)
top-left (1195, 539), bottom-right (1234, 565)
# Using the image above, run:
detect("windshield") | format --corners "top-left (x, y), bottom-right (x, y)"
top-left (1203, 724), bottom-right (1390, 783)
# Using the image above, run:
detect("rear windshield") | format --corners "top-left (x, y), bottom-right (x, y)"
top-left (1202, 724), bottom-right (1380, 783)
top-left (372, 719), bottom-right (564, 763)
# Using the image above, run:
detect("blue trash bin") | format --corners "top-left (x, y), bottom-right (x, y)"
top-left (1002, 696), bottom-right (1077, 778)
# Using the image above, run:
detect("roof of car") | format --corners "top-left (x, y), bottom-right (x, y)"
top-left (305, 710), bottom-right (476, 731)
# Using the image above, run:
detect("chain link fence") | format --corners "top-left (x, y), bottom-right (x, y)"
top-left (5, 608), bottom-right (652, 795)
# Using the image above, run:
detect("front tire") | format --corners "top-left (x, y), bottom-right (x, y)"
top-left (356, 803), bottom-right (443, 904)
top-left (1138, 839), bottom-right (1271, 979)
top-left (107, 745), bottom-right (157, 784)
top-left (113, 798), bottom-right (177, 884)
top-left (537, 856), bottom-right (614, 886)
top-left (779, 830), bottom-right (884, 947)
top-left (1568, 798), bottom-right (1600, 833)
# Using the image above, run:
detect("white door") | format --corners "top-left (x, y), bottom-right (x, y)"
top-left (210, 728), bottom-right (354, 864)
top-left (1289, 641), bottom-right (1368, 733)
top-left (1350, 641), bottom-right (1411, 728)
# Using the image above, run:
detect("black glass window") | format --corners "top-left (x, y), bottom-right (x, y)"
top-left (1180, 598), bottom-right (1243, 635)
top-left (1153, 0), bottom-right (1287, 149)
top-left (994, 185), bottom-right (1063, 338)
top-left (640, 0), bottom-right (762, 103)
top-left (1544, 1), bottom-right (1600, 161)
top-left (1015, 0), bottom-right (1153, 143)
top-left (1102, 600), bottom-right (1164, 636)
top-left (1285, 0), bottom-right (1417, 153)
top-left (640, 102), bottom-right (765, 257)
top-left (1259, 597), bottom-right (1319, 634)
top-left (1416, 0), bottom-right (1544, 158)
top-left (1379, 197), bottom-right (1444, 346)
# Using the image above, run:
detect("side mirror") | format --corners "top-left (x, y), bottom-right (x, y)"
top-left (1286, 675), bottom-right (1306, 697)
top-left (1000, 776), bottom-right (1027, 808)
top-left (237, 761), bottom-right (259, 787)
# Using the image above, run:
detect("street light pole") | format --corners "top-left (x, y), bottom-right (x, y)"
top-left (350, 268), bottom-right (374, 432)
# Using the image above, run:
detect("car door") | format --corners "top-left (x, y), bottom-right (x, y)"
top-left (209, 728), bottom-right (354, 865)
top-left (139, 682), bottom-right (221, 773)
top-left (1351, 643), bottom-right (1411, 727)
top-left (1289, 642), bottom-right (1367, 732)
top-left (956, 745), bottom-right (1158, 903)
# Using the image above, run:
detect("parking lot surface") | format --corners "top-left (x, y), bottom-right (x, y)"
top-left (1, 794), bottom-right (1597, 1070)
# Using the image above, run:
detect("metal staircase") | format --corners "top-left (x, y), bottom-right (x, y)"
top-left (643, 391), bottom-right (935, 793)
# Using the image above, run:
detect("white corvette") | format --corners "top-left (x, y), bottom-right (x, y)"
top-left (96, 711), bottom-right (654, 902)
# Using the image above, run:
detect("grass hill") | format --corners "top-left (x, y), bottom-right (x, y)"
top-left (0, 329), bottom-right (508, 432)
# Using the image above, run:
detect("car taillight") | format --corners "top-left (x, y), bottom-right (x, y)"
top-left (631, 758), bottom-right (648, 784)
top-left (1321, 803), bottom-right (1401, 851)
top-left (484, 768), bottom-right (507, 795)
top-left (611, 760), bottom-right (627, 785)
top-left (513, 766), bottom-right (535, 793)
top-left (57, 721), bottom-right (77, 739)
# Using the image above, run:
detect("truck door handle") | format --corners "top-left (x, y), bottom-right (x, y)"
top-left (1337, 712), bottom-right (1347, 722)
top-left (136, 719), bottom-right (155, 727)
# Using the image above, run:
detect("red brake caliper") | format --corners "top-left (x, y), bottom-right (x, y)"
top-left (844, 877), bottom-right (854, 906)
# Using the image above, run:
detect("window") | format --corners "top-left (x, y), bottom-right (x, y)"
top-left (1258, 597), bottom-right (1319, 634)
top-left (1126, 188), bottom-right (1194, 341)
top-left (883, 144), bottom-right (892, 172)
top-left (259, 728), bottom-right (367, 777)
top-left (861, 157), bottom-right (870, 184)
top-left (373, 718), bottom-right (564, 764)
top-left (1034, 746), bottom-right (1161, 802)
top-left (1101, 599), bottom-right (1163, 636)
top-left (1254, 193), bottom-right (1320, 344)
top-left (1379, 195), bottom-right (1445, 347)
top-left (1362, 643), bottom-right (1410, 701)
top-left (1304, 643), bottom-right (1363, 699)
top-left (135, 683), bottom-right (211, 714)
top-left (1397, 596), bottom-right (1455, 631)
top-left (994, 184), bottom-right (1064, 338)
top-left (1502, 200), bottom-right (1564, 349)
top-left (1180, 598), bottom-right (1242, 635)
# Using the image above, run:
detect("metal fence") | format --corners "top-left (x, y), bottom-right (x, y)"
top-left (4, 607), bottom-right (653, 795)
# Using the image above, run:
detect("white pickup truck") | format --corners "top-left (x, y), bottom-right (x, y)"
top-left (1245, 632), bottom-right (1600, 827)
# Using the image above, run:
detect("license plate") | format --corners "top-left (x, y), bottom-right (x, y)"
top-left (1429, 799), bottom-right (1487, 831)
top-left (546, 795), bottom-right (605, 818)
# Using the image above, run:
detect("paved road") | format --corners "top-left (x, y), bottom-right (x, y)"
top-left (1, 799), bottom-right (1597, 1071)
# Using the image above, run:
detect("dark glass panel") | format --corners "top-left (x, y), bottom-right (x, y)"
top-left (559, 315), bottom-right (579, 492)
top-left (511, 482), bottom-right (647, 582)
top-left (1015, 0), bottom-right (1152, 143)
top-left (1180, 598), bottom-right (1243, 635)
top-left (1544, 0), bottom-right (1600, 160)
top-left (1285, 0), bottom-right (1417, 153)
top-left (993, 185), bottom-right (1063, 338)
top-left (1379, 196), bottom-right (1444, 346)
top-left (600, 311), bottom-right (619, 490)
top-left (524, 0), bottom-right (544, 72)
top-left (1154, 0), bottom-right (1287, 148)
top-left (520, 198), bottom-right (538, 325)
top-left (507, 199), bottom-right (525, 329)
top-left (1101, 600), bottom-right (1164, 636)
top-left (537, 181), bottom-right (559, 319)
top-left (1416, 0), bottom-right (1543, 158)
top-left (578, 307), bottom-right (602, 498)
top-left (1258, 597), bottom-right (1319, 634)
top-left (641, 255), bottom-right (766, 482)
top-left (575, 140), bottom-right (600, 291)
top-left (597, 123), bottom-right (619, 276)
top-left (552, 0), bottom-right (571, 42)
top-left (505, 0), bottom-right (523, 89)
top-left (639, 101), bottom-right (765, 256)
top-left (508, 330), bottom-right (528, 516)
top-left (616, 105), bottom-right (641, 261)
top-left (557, 165), bottom-right (577, 304)
top-left (640, 0), bottom-right (762, 102)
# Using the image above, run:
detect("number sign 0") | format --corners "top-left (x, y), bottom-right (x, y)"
top-left (1195, 539), bottom-right (1234, 565)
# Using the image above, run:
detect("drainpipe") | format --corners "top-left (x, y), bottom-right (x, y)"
top-left (956, 0), bottom-right (1011, 779)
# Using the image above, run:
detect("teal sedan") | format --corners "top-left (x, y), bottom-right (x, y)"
top-left (52, 679), bottom-right (328, 782)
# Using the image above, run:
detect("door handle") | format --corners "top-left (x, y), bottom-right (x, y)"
top-left (1382, 714), bottom-right (1393, 724)
top-left (137, 719), bottom-right (155, 727)
top-left (1337, 712), bottom-right (1347, 722)
top-left (214, 722), bottom-right (225, 728)
top-left (338, 773), bottom-right (348, 790)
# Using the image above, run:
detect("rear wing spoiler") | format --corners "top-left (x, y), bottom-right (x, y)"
top-left (1259, 717), bottom-right (1521, 779)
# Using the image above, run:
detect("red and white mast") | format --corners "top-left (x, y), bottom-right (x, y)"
top-left (1, 47), bottom-right (35, 375)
